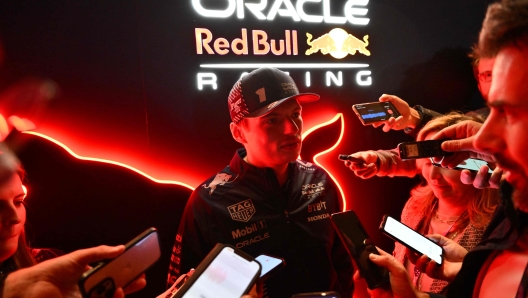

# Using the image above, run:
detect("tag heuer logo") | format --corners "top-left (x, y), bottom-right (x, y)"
top-left (227, 199), bottom-right (256, 222)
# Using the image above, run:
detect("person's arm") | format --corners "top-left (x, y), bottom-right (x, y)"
top-left (408, 234), bottom-right (468, 282)
top-left (342, 149), bottom-right (420, 179)
top-left (402, 105), bottom-right (442, 138)
top-left (354, 247), bottom-right (430, 298)
top-left (2, 245), bottom-right (146, 298)
top-left (376, 149), bottom-right (420, 178)
top-left (167, 192), bottom-right (211, 288)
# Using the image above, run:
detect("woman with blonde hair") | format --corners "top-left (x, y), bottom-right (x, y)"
top-left (345, 112), bottom-right (500, 293)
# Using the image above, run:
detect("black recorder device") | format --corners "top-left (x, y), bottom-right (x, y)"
top-left (330, 210), bottom-right (389, 289)
top-left (397, 140), bottom-right (453, 160)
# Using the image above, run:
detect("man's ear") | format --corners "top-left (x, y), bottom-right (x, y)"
top-left (230, 122), bottom-right (247, 144)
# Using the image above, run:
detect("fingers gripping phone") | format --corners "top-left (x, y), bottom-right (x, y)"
top-left (330, 211), bottom-right (389, 289)
top-left (255, 254), bottom-right (285, 280)
top-left (397, 140), bottom-right (453, 160)
top-left (380, 215), bottom-right (443, 265)
top-left (352, 102), bottom-right (401, 126)
top-left (433, 158), bottom-right (493, 174)
top-left (79, 227), bottom-right (161, 298)
top-left (174, 243), bottom-right (261, 298)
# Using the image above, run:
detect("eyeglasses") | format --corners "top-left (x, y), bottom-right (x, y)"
top-left (478, 71), bottom-right (492, 83)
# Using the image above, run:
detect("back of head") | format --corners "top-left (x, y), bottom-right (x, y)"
top-left (479, 0), bottom-right (528, 58)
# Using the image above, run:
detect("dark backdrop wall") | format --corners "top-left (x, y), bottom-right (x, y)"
top-left (0, 0), bottom-right (493, 293)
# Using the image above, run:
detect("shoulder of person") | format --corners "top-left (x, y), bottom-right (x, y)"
top-left (193, 166), bottom-right (239, 197)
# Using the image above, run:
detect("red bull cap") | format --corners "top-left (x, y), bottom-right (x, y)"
top-left (228, 67), bottom-right (320, 124)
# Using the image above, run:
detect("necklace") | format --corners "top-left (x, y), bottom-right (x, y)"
top-left (434, 212), bottom-right (461, 224)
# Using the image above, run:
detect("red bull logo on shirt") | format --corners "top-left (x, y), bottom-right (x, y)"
top-left (306, 28), bottom-right (370, 59)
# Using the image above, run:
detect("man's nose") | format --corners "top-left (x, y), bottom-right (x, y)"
top-left (285, 117), bottom-right (300, 134)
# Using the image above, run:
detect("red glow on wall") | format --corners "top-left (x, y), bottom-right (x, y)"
top-left (302, 113), bottom-right (347, 211)
top-left (7, 111), bottom-right (349, 209)
top-left (22, 131), bottom-right (195, 190)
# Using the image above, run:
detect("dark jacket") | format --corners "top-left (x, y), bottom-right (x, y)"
top-left (167, 148), bottom-right (354, 298)
top-left (431, 182), bottom-right (528, 297)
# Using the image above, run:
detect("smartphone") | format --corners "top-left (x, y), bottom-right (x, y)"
top-left (330, 210), bottom-right (389, 289)
top-left (79, 227), bottom-right (161, 298)
top-left (291, 291), bottom-right (341, 298)
top-left (433, 158), bottom-right (493, 174)
top-left (380, 215), bottom-right (443, 265)
top-left (174, 243), bottom-right (261, 298)
top-left (255, 254), bottom-right (285, 280)
top-left (338, 154), bottom-right (366, 165)
top-left (397, 140), bottom-right (453, 160)
top-left (352, 102), bottom-right (401, 125)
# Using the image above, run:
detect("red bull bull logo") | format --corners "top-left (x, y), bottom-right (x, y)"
top-left (306, 28), bottom-right (370, 59)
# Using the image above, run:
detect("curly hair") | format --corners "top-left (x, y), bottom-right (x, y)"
top-left (479, 0), bottom-right (528, 58)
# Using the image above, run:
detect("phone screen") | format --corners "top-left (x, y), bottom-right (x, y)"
top-left (402, 143), bottom-right (420, 158)
top-left (398, 140), bottom-right (450, 160)
top-left (82, 229), bottom-right (161, 294)
top-left (381, 216), bottom-right (443, 265)
top-left (455, 158), bottom-right (493, 173)
top-left (182, 247), bottom-right (260, 298)
top-left (255, 255), bottom-right (283, 277)
top-left (352, 102), bottom-right (400, 125)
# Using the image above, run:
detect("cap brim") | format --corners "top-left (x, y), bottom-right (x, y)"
top-left (246, 93), bottom-right (320, 118)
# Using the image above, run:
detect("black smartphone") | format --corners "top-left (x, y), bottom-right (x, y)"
top-left (338, 154), bottom-right (366, 165)
top-left (291, 291), bottom-right (341, 298)
top-left (380, 215), bottom-right (443, 265)
top-left (330, 210), bottom-right (389, 289)
top-left (174, 243), bottom-right (261, 298)
top-left (397, 140), bottom-right (453, 160)
top-left (433, 158), bottom-right (493, 174)
top-left (352, 102), bottom-right (401, 125)
top-left (78, 227), bottom-right (161, 298)
top-left (255, 254), bottom-right (285, 280)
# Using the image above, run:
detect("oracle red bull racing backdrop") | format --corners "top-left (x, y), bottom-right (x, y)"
top-left (0, 0), bottom-right (491, 250)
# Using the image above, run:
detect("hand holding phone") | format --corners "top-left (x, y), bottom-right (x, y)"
top-left (330, 211), bottom-right (389, 289)
top-left (379, 215), bottom-right (443, 265)
top-left (173, 244), bottom-right (261, 298)
top-left (338, 154), bottom-right (367, 165)
top-left (352, 102), bottom-right (401, 126)
top-left (79, 227), bottom-right (161, 298)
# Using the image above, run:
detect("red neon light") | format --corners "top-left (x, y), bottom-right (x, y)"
top-left (18, 115), bottom-right (345, 203)
top-left (302, 113), bottom-right (346, 211)
top-left (22, 131), bottom-right (195, 190)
